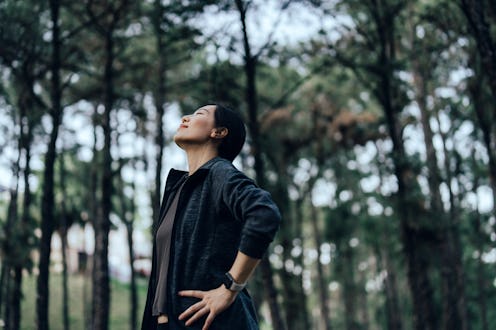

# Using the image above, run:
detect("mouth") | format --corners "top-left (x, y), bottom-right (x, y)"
top-left (179, 124), bottom-right (188, 129)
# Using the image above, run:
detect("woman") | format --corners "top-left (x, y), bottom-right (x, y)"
top-left (141, 104), bottom-right (281, 330)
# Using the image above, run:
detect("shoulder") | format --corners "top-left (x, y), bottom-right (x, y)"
top-left (210, 157), bottom-right (236, 173)
top-left (209, 158), bottom-right (254, 183)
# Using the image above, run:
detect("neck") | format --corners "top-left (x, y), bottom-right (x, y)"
top-left (185, 145), bottom-right (218, 175)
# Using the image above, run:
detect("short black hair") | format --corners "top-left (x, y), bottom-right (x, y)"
top-left (213, 104), bottom-right (246, 162)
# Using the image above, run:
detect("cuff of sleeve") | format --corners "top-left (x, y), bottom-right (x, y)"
top-left (239, 233), bottom-right (271, 259)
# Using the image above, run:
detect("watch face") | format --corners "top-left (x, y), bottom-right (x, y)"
top-left (223, 273), bottom-right (233, 289)
top-left (223, 272), bottom-right (245, 292)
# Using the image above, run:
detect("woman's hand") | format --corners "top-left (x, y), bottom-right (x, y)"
top-left (178, 285), bottom-right (238, 330)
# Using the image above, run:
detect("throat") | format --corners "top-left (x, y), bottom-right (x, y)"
top-left (186, 148), bottom-right (218, 175)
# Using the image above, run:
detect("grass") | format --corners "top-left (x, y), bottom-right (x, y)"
top-left (19, 272), bottom-right (275, 329)
top-left (20, 272), bottom-right (148, 330)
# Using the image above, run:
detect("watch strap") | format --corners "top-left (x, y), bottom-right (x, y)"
top-left (225, 272), bottom-right (246, 292)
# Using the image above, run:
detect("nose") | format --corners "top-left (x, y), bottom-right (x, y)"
top-left (181, 115), bottom-right (190, 123)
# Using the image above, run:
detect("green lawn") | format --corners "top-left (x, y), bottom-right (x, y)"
top-left (21, 273), bottom-right (148, 330)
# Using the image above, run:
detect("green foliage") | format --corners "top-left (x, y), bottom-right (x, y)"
top-left (1, 0), bottom-right (496, 328)
top-left (0, 0), bottom-right (48, 67)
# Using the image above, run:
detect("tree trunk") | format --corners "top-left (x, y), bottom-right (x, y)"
top-left (278, 240), bottom-right (306, 329)
top-left (400, 223), bottom-right (437, 330)
top-left (413, 59), bottom-right (467, 330)
top-left (471, 161), bottom-right (488, 330)
top-left (309, 192), bottom-right (332, 330)
top-left (89, 4), bottom-right (131, 326)
top-left (0, 263), bottom-right (6, 322)
top-left (129, 175), bottom-right (138, 330)
top-left (11, 97), bottom-right (35, 330)
top-left (375, 142), bottom-right (403, 330)
top-left (60, 227), bottom-right (70, 330)
top-left (59, 154), bottom-right (70, 330)
top-left (37, 1), bottom-right (63, 328)
top-left (292, 198), bottom-right (310, 330)
top-left (273, 165), bottom-right (309, 330)
top-left (259, 258), bottom-right (286, 330)
top-left (118, 157), bottom-right (138, 330)
top-left (87, 110), bottom-right (99, 330)
top-left (357, 270), bottom-right (370, 330)
top-left (36, 120), bottom-right (59, 330)
top-left (433, 107), bottom-right (468, 330)
top-left (11, 265), bottom-right (21, 330)
top-left (381, 250), bottom-right (403, 330)
top-left (412, 66), bottom-right (443, 213)
top-left (92, 29), bottom-right (115, 330)
top-left (460, 0), bottom-right (496, 98)
top-left (234, 1), bottom-right (285, 329)
top-left (372, 3), bottom-right (438, 328)
top-left (467, 55), bottom-right (496, 223)
top-left (151, 0), bottom-right (167, 230)
top-left (4, 271), bottom-right (11, 330)
top-left (11, 184), bottom-right (24, 330)
top-left (342, 245), bottom-right (358, 330)
top-left (4, 130), bottom-right (21, 328)
top-left (126, 220), bottom-right (138, 330)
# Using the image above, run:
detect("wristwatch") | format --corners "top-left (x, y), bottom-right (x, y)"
top-left (223, 272), bottom-right (246, 292)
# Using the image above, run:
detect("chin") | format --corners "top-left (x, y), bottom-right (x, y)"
top-left (173, 135), bottom-right (186, 149)
top-left (173, 132), bottom-right (184, 142)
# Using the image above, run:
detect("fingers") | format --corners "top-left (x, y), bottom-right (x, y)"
top-left (178, 290), bottom-right (209, 324)
top-left (203, 312), bottom-right (216, 330)
top-left (178, 300), bottom-right (214, 327)
top-left (178, 286), bottom-right (233, 328)
top-left (178, 290), bottom-right (205, 298)
top-left (179, 301), bottom-right (205, 321)
top-left (185, 306), bottom-right (210, 326)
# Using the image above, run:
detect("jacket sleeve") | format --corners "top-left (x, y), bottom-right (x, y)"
top-left (220, 168), bottom-right (281, 259)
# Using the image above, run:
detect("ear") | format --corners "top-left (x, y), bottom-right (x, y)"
top-left (211, 127), bottom-right (228, 140)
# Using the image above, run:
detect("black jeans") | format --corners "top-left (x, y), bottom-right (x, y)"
top-left (156, 322), bottom-right (169, 330)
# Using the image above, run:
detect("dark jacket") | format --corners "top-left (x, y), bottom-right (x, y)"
top-left (142, 157), bottom-right (281, 330)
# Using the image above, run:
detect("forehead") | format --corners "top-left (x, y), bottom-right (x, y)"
top-left (195, 105), bottom-right (216, 113)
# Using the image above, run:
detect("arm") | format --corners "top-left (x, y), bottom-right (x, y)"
top-left (178, 251), bottom-right (260, 330)
top-left (179, 166), bottom-right (280, 330)
top-left (228, 251), bottom-right (260, 284)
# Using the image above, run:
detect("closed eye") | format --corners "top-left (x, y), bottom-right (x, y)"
top-left (193, 108), bottom-right (210, 115)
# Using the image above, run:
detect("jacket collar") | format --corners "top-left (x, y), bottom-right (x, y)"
top-left (165, 156), bottom-right (225, 191)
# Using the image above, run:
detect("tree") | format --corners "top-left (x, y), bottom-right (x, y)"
top-left (82, 1), bottom-right (131, 328)
top-left (0, 69), bottom-right (40, 330)
top-left (37, 1), bottom-right (66, 328)
top-left (0, 1), bottom-right (47, 328)
top-left (310, 1), bottom-right (443, 328)
top-left (408, 3), bottom-right (469, 328)
top-left (148, 0), bottom-right (209, 230)
top-left (233, 1), bottom-right (292, 328)
top-left (460, 0), bottom-right (496, 222)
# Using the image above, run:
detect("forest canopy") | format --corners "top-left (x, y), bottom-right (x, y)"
top-left (0, 0), bottom-right (495, 329)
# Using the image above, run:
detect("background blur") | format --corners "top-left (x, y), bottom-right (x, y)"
top-left (1, 0), bottom-right (496, 329)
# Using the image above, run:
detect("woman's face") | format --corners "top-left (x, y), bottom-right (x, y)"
top-left (173, 104), bottom-right (218, 148)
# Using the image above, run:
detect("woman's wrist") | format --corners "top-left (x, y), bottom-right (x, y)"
top-left (223, 272), bottom-right (247, 292)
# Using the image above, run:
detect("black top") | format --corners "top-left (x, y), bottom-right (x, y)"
top-left (152, 179), bottom-right (186, 316)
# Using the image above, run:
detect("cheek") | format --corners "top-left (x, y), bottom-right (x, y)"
top-left (187, 122), bottom-right (213, 139)
top-left (194, 117), bottom-right (215, 130)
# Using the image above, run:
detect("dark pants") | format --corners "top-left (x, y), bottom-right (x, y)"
top-left (156, 322), bottom-right (169, 330)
